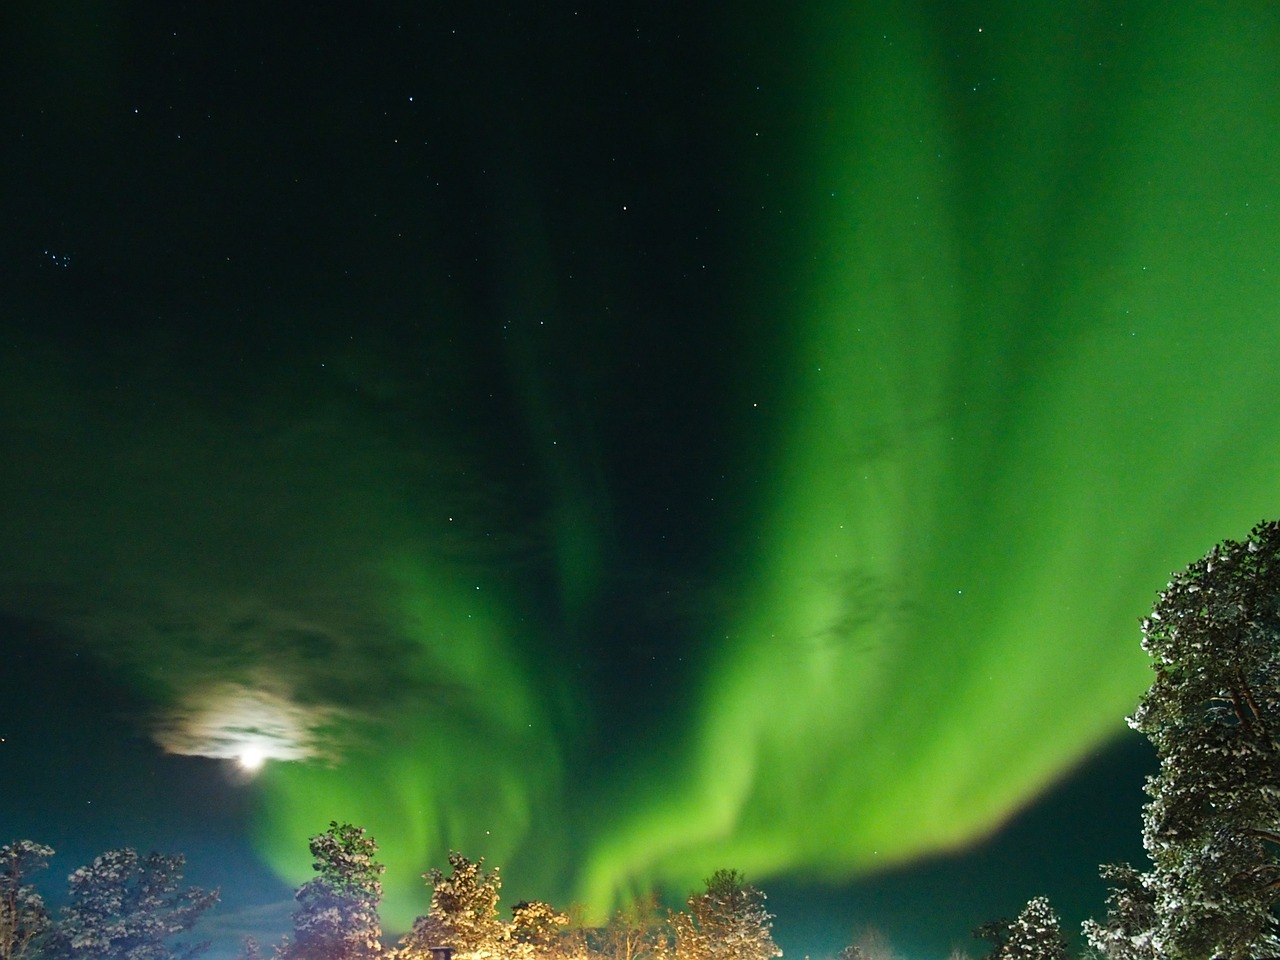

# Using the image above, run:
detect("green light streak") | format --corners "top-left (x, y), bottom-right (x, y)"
top-left (575, 1), bottom-right (1280, 906)
top-left (256, 555), bottom-right (562, 930)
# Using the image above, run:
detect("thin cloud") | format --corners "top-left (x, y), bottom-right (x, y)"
top-left (153, 682), bottom-right (346, 763)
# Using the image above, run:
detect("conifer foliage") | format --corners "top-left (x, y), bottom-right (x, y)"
top-left (1080, 863), bottom-right (1157, 960)
top-left (507, 900), bottom-right (572, 960)
top-left (998, 898), bottom-right (1068, 960)
top-left (1129, 519), bottom-right (1280, 960)
top-left (287, 822), bottom-right (385, 960)
top-left (671, 870), bottom-right (781, 960)
top-left (398, 853), bottom-right (506, 960)
top-left (975, 899), bottom-right (1068, 960)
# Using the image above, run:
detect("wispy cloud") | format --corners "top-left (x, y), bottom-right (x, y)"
top-left (153, 682), bottom-right (346, 763)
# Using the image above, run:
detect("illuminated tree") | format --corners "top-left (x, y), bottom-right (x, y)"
top-left (587, 894), bottom-right (669, 960)
top-left (1129, 519), bottom-right (1280, 960)
top-left (54, 849), bottom-right (218, 960)
top-left (670, 870), bottom-right (780, 960)
top-left (1005, 899), bottom-right (1068, 960)
top-left (0, 841), bottom-right (54, 960)
top-left (1080, 863), bottom-right (1157, 960)
top-left (507, 901), bottom-right (578, 960)
top-left (976, 898), bottom-right (1066, 960)
top-left (399, 854), bottom-right (505, 960)
top-left (287, 822), bottom-right (385, 960)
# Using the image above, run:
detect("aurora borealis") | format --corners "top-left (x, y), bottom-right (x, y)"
top-left (2, 1), bottom-right (1280, 957)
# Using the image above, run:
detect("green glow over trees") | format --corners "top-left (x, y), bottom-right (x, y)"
top-left (2, 1), bottom-right (1279, 938)
top-left (567, 1), bottom-right (1280, 910)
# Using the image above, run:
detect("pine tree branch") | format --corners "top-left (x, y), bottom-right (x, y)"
top-left (1246, 828), bottom-right (1280, 848)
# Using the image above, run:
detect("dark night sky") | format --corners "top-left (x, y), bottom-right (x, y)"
top-left (2, 2), bottom-right (1276, 959)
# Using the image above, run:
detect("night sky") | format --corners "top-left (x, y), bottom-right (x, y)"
top-left (2, 2), bottom-right (1277, 959)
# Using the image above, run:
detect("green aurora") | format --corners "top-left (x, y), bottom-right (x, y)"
top-left (261, 2), bottom-right (1280, 926)
top-left (3, 0), bottom-right (1280, 938)
top-left (563, 2), bottom-right (1280, 910)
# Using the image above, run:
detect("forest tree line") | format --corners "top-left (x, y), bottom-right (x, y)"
top-left (6, 520), bottom-right (1280, 960)
top-left (0, 833), bottom-right (782, 960)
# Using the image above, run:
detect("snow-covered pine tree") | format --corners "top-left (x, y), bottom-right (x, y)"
top-left (980, 898), bottom-right (1067, 960)
top-left (671, 870), bottom-right (781, 960)
top-left (55, 849), bottom-right (218, 960)
top-left (1081, 863), bottom-right (1157, 960)
top-left (507, 900), bottom-right (577, 960)
top-left (287, 822), bottom-right (385, 960)
top-left (0, 841), bottom-right (54, 960)
top-left (398, 853), bottom-right (506, 960)
top-left (1130, 519), bottom-right (1280, 960)
top-left (1006, 898), bottom-right (1068, 960)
